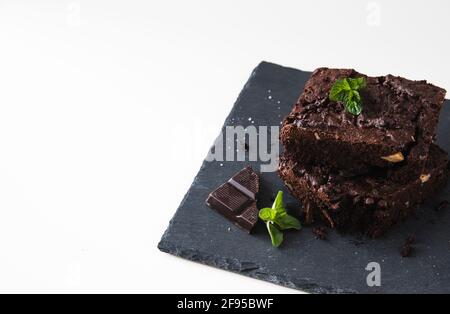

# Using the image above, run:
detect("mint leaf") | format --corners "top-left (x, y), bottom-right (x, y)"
top-left (348, 77), bottom-right (366, 90)
top-left (266, 221), bottom-right (283, 248)
top-left (329, 77), bottom-right (366, 116)
top-left (259, 207), bottom-right (273, 222)
top-left (274, 214), bottom-right (302, 231)
top-left (329, 78), bottom-right (350, 102)
top-left (272, 191), bottom-right (286, 214)
top-left (259, 190), bottom-right (302, 247)
top-left (346, 99), bottom-right (363, 115)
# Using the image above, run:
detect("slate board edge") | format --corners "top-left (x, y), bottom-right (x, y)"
top-left (157, 61), bottom-right (357, 294)
top-left (157, 239), bottom-right (354, 294)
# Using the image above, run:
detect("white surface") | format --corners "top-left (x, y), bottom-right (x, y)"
top-left (0, 0), bottom-right (449, 293)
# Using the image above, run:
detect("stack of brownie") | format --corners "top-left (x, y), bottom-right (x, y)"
top-left (279, 68), bottom-right (449, 237)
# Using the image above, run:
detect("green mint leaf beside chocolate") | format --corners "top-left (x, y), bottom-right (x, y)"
top-left (259, 191), bottom-right (302, 247)
top-left (259, 207), bottom-right (273, 221)
top-left (274, 213), bottom-right (301, 231)
top-left (329, 77), bottom-right (366, 116)
top-left (272, 190), bottom-right (286, 214)
top-left (266, 221), bottom-right (283, 247)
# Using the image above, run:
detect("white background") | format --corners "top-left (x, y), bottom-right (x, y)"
top-left (0, 0), bottom-right (449, 293)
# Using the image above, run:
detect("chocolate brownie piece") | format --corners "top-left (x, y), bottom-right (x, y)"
top-left (278, 145), bottom-right (449, 237)
top-left (281, 68), bottom-right (447, 175)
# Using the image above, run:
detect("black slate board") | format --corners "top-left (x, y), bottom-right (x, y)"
top-left (158, 62), bottom-right (450, 294)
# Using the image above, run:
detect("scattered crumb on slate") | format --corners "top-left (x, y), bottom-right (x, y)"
top-left (435, 200), bottom-right (449, 211)
top-left (244, 143), bottom-right (249, 152)
top-left (401, 235), bottom-right (416, 258)
top-left (401, 244), bottom-right (413, 258)
top-left (312, 227), bottom-right (328, 240)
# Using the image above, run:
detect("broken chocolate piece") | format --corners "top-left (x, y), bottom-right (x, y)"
top-left (206, 166), bottom-right (259, 232)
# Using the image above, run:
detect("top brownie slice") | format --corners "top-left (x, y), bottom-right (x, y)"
top-left (281, 68), bottom-right (446, 174)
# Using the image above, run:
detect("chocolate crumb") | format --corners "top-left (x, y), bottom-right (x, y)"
top-left (401, 235), bottom-right (416, 257)
top-left (401, 244), bottom-right (413, 257)
top-left (435, 200), bottom-right (450, 212)
top-left (312, 227), bottom-right (328, 240)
